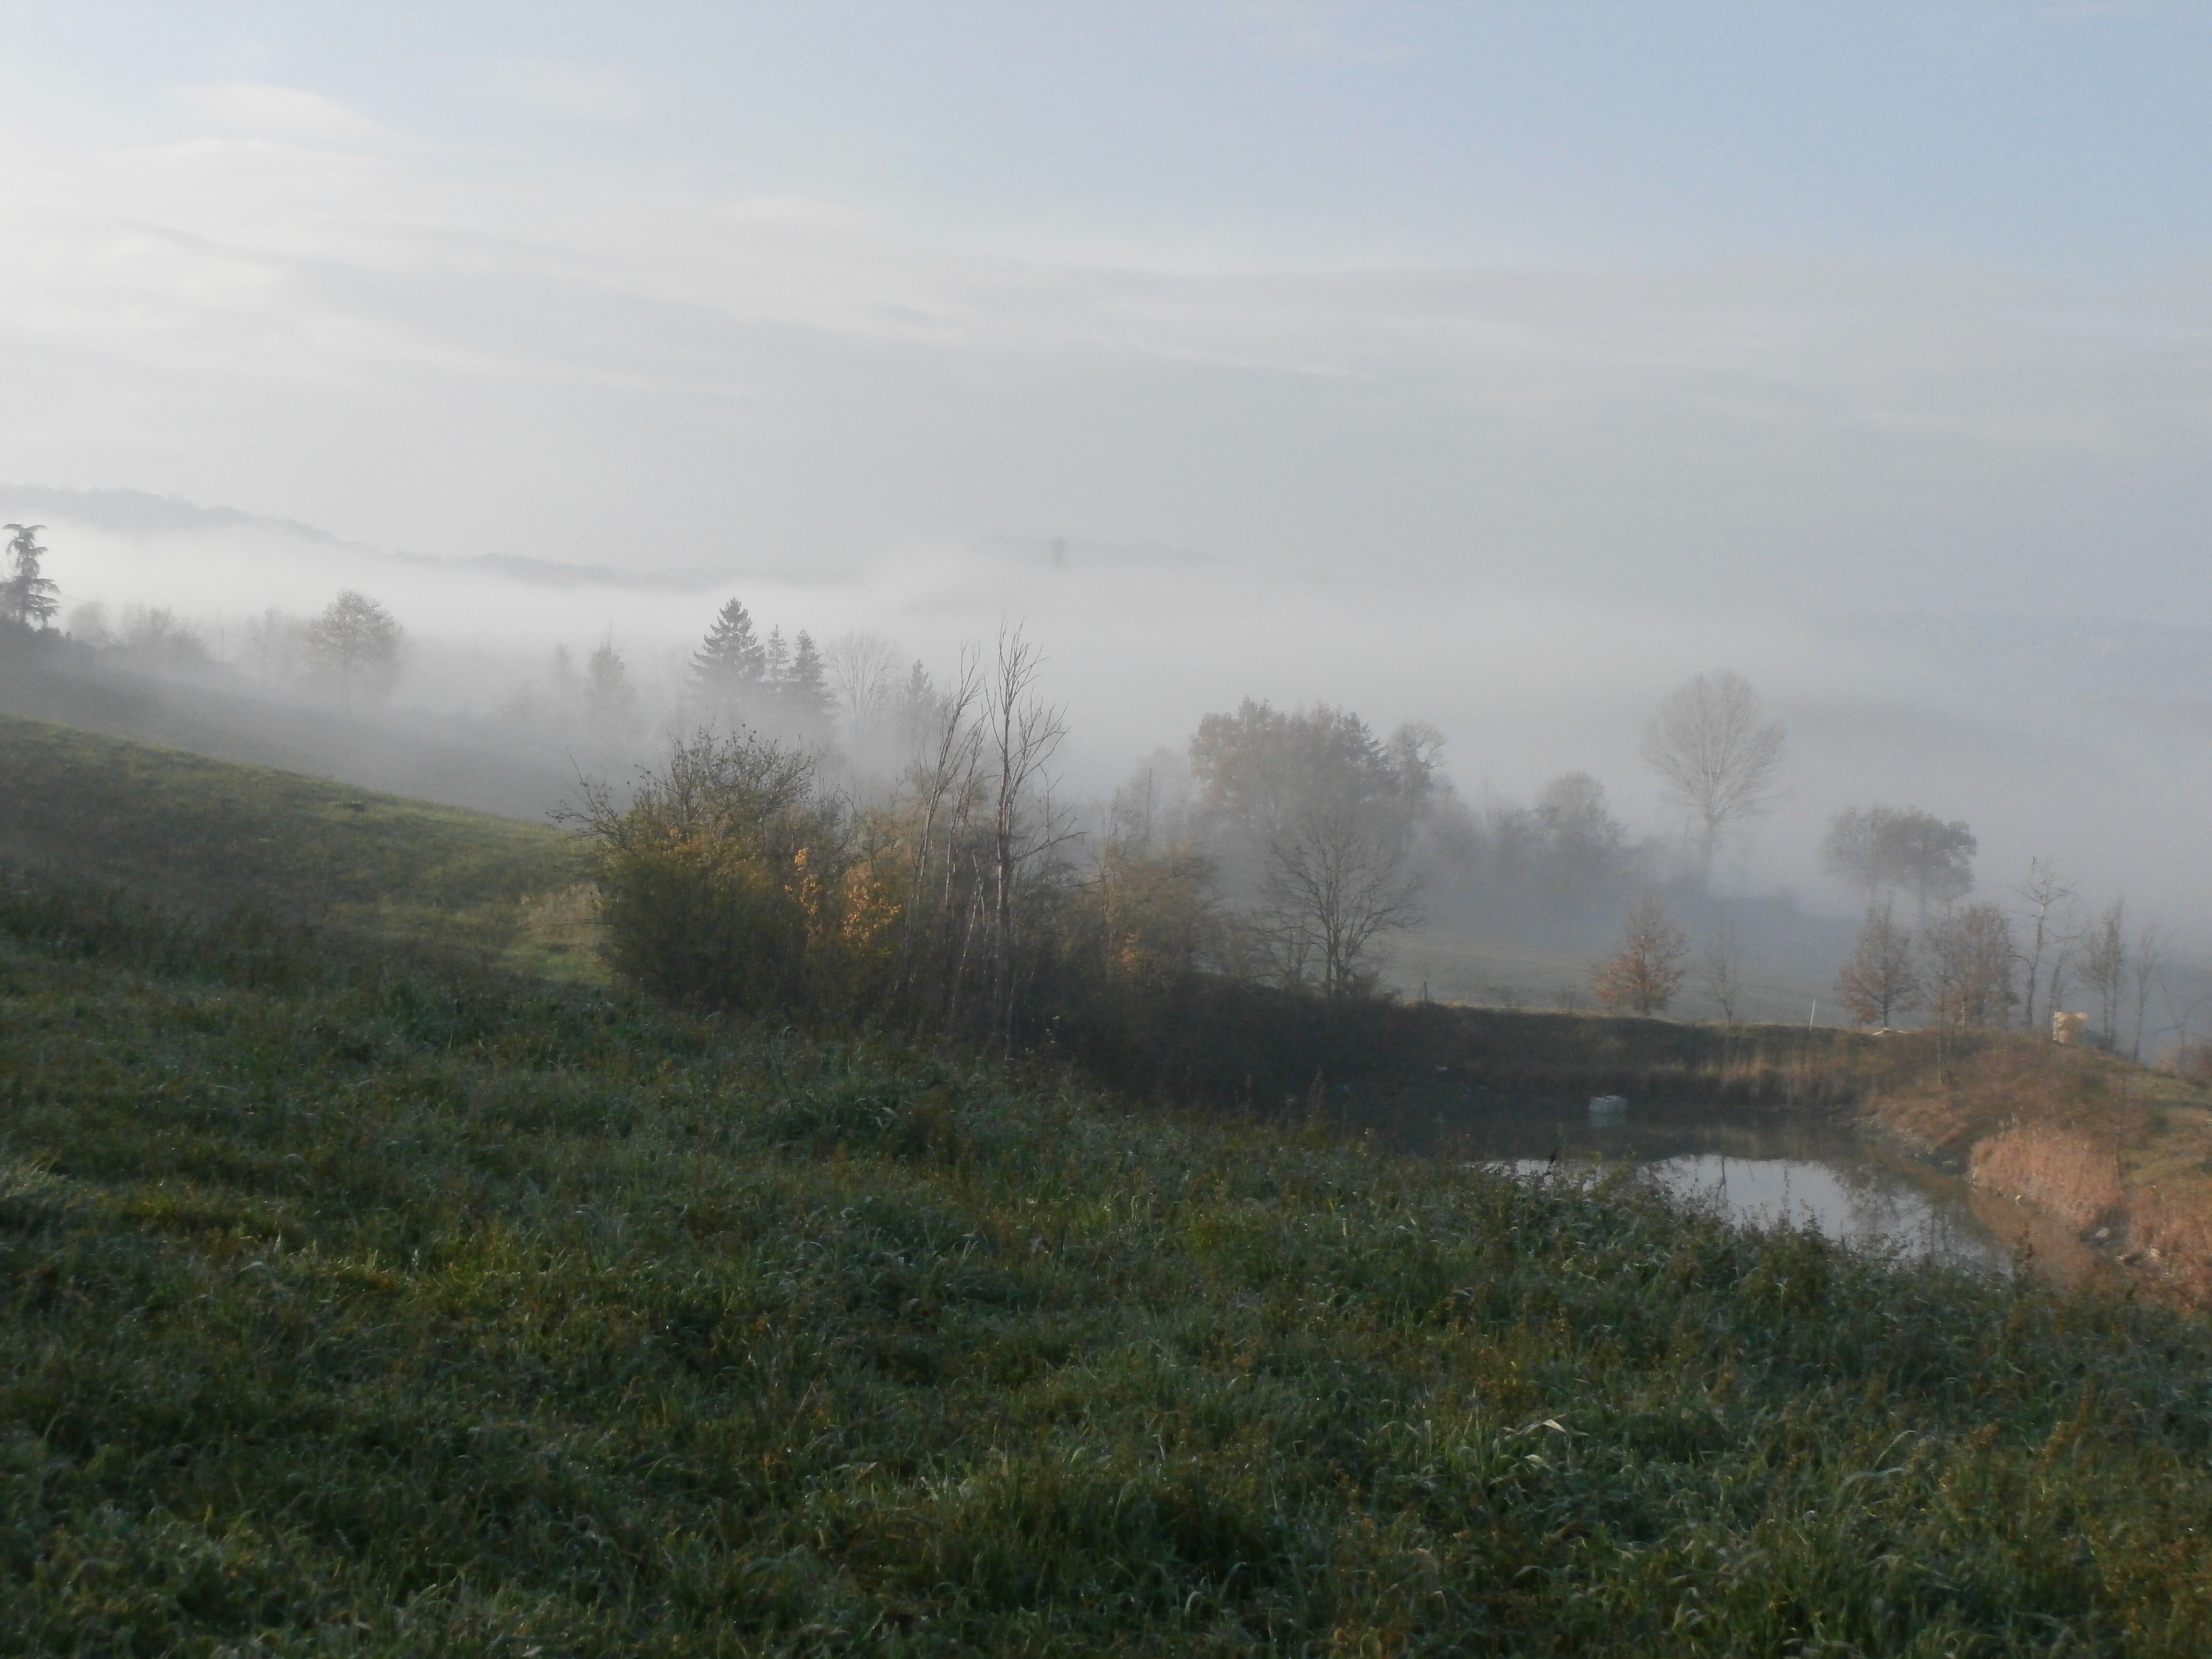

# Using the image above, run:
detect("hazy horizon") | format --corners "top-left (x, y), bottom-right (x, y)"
top-left (5, 2), bottom-right (2211, 975)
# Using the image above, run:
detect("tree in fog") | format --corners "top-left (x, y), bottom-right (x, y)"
top-left (692, 598), bottom-right (766, 711)
top-left (65, 601), bottom-right (110, 647)
top-left (301, 590), bottom-right (400, 700)
top-left (1189, 698), bottom-right (1437, 998)
top-left (1821, 805), bottom-right (1976, 918)
top-left (2078, 900), bottom-right (2127, 1050)
top-left (761, 626), bottom-right (792, 690)
top-left (1835, 899), bottom-right (1921, 1027)
top-left (2129, 925), bottom-right (2168, 1063)
top-left (781, 630), bottom-right (834, 733)
top-left (1590, 896), bottom-right (1688, 1016)
top-left (2013, 858), bottom-right (2075, 1035)
top-left (1641, 670), bottom-right (1784, 876)
top-left (1259, 806), bottom-right (1421, 1000)
top-left (983, 627), bottom-right (1074, 1047)
top-left (1190, 698), bottom-right (1428, 846)
top-left (1924, 902), bottom-right (2016, 1031)
top-left (585, 638), bottom-right (639, 747)
top-left (0, 523), bottom-right (59, 632)
top-left (1696, 921), bottom-right (1746, 1023)
top-left (1535, 772), bottom-right (1625, 863)
top-left (114, 605), bottom-right (212, 674)
top-left (825, 630), bottom-right (902, 750)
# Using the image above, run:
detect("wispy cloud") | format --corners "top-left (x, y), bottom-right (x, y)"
top-left (0, 121), bottom-right (2205, 628)
top-left (175, 82), bottom-right (382, 143)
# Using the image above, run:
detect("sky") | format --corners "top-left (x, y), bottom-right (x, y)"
top-left (4, 1), bottom-right (2212, 922)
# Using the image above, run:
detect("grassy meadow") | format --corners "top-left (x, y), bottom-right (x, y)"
top-left (4, 716), bottom-right (2212, 1652)
top-left (0, 714), bottom-right (591, 974)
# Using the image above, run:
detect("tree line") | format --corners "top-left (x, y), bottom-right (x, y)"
top-left (14, 534), bottom-right (2194, 1057)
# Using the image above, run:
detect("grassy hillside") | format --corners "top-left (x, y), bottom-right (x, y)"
top-left (0, 713), bottom-right (590, 973)
top-left (4, 719), bottom-right (2212, 1651)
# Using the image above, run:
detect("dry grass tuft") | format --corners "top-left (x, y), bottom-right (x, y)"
top-left (1970, 1126), bottom-right (2124, 1233)
top-left (1867, 1034), bottom-right (2144, 1158)
top-left (2128, 1185), bottom-right (2212, 1303)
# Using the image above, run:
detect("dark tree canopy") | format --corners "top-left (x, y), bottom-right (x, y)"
top-left (1822, 805), bottom-right (1976, 912)
top-left (1190, 699), bottom-right (1430, 842)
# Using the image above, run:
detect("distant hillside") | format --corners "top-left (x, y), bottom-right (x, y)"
top-left (0, 640), bottom-right (582, 822)
top-left (0, 481), bottom-right (724, 590)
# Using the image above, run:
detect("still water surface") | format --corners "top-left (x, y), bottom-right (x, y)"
top-left (1457, 1096), bottom-right (2024, 1275)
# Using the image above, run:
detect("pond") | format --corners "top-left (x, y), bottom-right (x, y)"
top-left (1447, 1094), bottom-right (2100, 1281)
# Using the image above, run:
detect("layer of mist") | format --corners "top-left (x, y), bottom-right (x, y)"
top-left (5, 484), bottom-right (2207, 1053)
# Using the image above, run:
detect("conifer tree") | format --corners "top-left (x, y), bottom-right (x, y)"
top-left (0, 523), bottom-right (59, 631)
top-left (783, 629), bottom-right (833, 728)
top-left (692, 599), bottom-right (767, 702)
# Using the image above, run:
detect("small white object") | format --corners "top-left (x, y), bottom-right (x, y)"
top-left (1588, 1094), bottom-right (1629, 1122)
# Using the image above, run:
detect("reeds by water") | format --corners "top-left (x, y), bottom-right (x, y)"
top-left (1970, 1126), bottom-right (2126, 1232)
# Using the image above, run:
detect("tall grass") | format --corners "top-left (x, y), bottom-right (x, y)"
top-left (6, 866), bottom-right (2212, 1653)
top-left (1971, 1127), bottom-right (2126, 1232)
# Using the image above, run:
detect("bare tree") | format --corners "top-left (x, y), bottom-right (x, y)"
top-left (825, 630), bottom-right (903, 753)
top-left (2014, 858), bottom-right (2074, 1035)
top-left (1590, 895), bottom-right (1689, 1016)
top-left (2130, 924), bottom-right (2169, 1064)
top-left (1696, 921), bottom-right (1746, 1022)
top-left (896, 648), bottom-right (985, 1021)
top-left (1835, 899), bottom-right (1921, 1027)
top-left (2077, 900), bottom-right (2127, 1051)
top-left (1642, 670), bottom-right (1785, 877)
top-left (984, 626), bottom-right (1073, 1047)
top-left (1260, 805), bottom-right (1420, 999)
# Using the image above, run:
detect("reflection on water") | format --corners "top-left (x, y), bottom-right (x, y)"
top-left (1453, 1096), bottom-right (2018, 1274)
top-left (1494, 1154), bottom-right (2011, 1274)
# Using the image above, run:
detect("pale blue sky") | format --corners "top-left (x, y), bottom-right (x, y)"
top-left (13, 2), bottom-right (2212, 266)
top-left (2, 1), bottom-right (2210, 622)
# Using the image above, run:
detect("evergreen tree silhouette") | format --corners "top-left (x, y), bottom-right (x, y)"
top-left (1, 523), bottom-right (59, 631)
top-left (692, 599), bottom-right (767, 705)
top-left (784, 629), bottom-right (833, 728)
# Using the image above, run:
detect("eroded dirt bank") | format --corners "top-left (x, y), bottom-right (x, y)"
top-left (1864, 1033), bottom-right (2212, 1302)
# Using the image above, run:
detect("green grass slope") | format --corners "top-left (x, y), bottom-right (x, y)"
top-left (0, 713), bottom-right (587, 970)
top-left (3, 722), bottom-right (2212, 1653)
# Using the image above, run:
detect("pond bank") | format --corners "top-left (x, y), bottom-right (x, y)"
top-left (1862, 1033), bottom-right (2212, 1303)
top-left (1298, 1012), bottom-right (2212, 1301)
